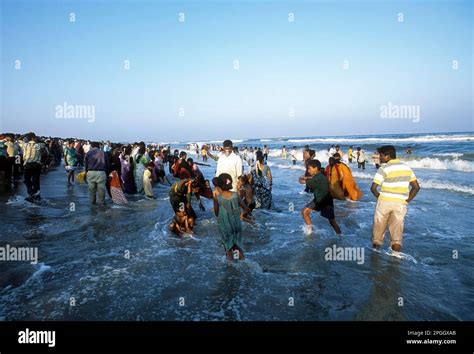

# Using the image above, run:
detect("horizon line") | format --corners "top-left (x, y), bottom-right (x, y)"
top-left (1, 128), bottom-right (473, 145)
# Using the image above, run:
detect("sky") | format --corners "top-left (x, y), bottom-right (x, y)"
top-left (1, 0), bottom-right (473, 142)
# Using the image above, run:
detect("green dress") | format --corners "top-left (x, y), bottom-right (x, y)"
top-left (217, 193), bottom-right (243, 252)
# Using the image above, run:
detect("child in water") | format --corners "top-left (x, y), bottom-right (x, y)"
top-left (299, 159), bottom-right (342, 235)
top-left (168, 211), bottom-right (193, 236)
top-left (213, 173), bottom-right (251, 261)
top-left (237, 175), bottom-right (256, 224)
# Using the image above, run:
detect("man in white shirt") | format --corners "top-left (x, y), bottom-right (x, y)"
top-left (291, 147), bottom-right (297, 165)
top-left (83, 141), bottom-right (91, 154)
top-left (214, 140), bottom-right (242, 192)
top-left (356, 147), bottom-right (366, 170)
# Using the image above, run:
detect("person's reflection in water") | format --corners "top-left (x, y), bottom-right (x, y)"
top-left (86, 206), bottom-right (108, 242)
top-left (355, 251), bottom-right (406, 320)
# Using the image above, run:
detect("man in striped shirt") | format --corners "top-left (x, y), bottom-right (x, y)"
top-left (370, 145), bottom-right (420, 252)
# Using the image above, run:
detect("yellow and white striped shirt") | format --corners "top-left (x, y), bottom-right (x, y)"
top-left (373, 159), bottom-right (416, 204)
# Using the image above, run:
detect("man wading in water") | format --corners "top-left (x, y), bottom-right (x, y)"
top-left (208, 139), bottom-right (243, 192)
top-left (370, 145), bottom-right (420, 252)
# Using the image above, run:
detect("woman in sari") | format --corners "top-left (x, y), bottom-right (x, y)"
top-left (120, 146), bottom-right (137, 194)
top-left (134, 146), bottom-right (149, 194)
top-left (249, 153), bottom-right (273, 209)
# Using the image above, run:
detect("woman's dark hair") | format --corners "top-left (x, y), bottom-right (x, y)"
top-left (308, 149), bottom-right (316, 158)
top-left (217, 173), bottom-right (233, 191)
top-left (124, 146), bottom-right (132, 155)
top-left (138, 146), bottom-right (146, 155)
top-left (212, 177), bottom-right (220, 187)
top-left (256, 156), bottom-right (265, 177)
top-left (377, 145), bottom-right (396, 159)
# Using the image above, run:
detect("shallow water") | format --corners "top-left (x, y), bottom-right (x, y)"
top-left (1, 132), bottom-right (473, 320)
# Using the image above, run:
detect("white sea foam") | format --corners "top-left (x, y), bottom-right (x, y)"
top-left (404, 157), bottom-right (474, 172)
top-left (25, 263), bottom-right (52, 284)
top-left (433, 153), bottom-right (464, 157)
top-left (266, 162), bottom-right (305, 171)
top-left (351, 171), bottom-right (375, 179)
top-left (387, 250), bottom-right (418, 264)
top-left (287, 134), bottom-right (473, 144)
top-left (372, 248), bottom-right (418, 264)
top-left (419, 180), bottom-right (474, 195)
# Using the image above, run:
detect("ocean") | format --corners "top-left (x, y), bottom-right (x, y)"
top-left (1, 131), bottom-right (473, 320)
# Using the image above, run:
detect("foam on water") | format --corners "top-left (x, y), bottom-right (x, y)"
top-left (372, 248), bottom-right (418, 264)
top-left (287, 134), bottom-right (474, 144)
top-left (419, 180), bottom-right (474, 195)
top-left (24, 263), bottom-right (52, 285)
top-left (404, 157), bottom-right (474, 172)
top-left (433, 153), bottom-right (464, 157)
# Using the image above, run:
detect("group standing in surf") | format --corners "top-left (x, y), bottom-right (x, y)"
top-left (0, 133), bottom-right (420, 261)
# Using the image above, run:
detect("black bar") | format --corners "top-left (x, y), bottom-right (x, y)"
top-left (0, 321), bottom-right (472, 353)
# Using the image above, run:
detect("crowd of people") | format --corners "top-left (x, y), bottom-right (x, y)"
top-left (0, 133), bottom-right (420, 261)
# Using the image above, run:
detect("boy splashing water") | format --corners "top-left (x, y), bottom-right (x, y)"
top-left (299, 159), bottom-right (342, 235)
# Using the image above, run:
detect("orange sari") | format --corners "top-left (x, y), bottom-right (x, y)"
top-left (336, 162), bottom-right (363, 201)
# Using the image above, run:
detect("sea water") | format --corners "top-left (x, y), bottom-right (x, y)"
top-left (0, 131), bottom-right (473, 320)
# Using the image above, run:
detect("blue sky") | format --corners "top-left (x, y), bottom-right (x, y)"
top-left (1, 0), bottom-right (472, 142)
